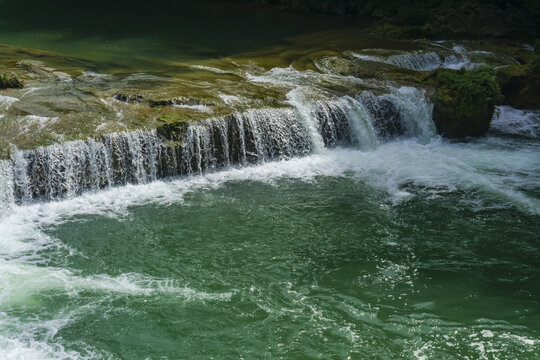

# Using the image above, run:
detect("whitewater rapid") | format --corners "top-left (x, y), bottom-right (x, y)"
top-left (1, 106), bottom-right (538, 256)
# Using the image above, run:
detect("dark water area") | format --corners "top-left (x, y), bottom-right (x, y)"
top-left (0, 0), bottom-right (351, 62)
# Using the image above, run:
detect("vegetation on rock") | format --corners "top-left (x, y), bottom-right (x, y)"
top-left (0, 73), bottom-right (23, 89)
top-left (496, 54), bottom-right (540, 110)
top-left (426, 66), bottom-right (502, 138)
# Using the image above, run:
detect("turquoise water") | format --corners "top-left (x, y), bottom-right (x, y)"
top-left (1, 107), bottom-right (539, 358)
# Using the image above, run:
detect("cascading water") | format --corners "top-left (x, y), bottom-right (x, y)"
top-left (332, 96), bottom-right (379, 148)
top-left (381, 87), bottom-right (436, 141)
top-left (386, 52), bottom-right (443, 71)
top-left (352, 47), bottom-right (481, 71)
top-left (0, 88), bottom-right (432, 204)
top-left (10, 131), bottom-right (162, 203)
top-left (286, 88), bottom-right (327, 153)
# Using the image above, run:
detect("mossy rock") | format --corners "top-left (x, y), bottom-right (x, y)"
top-left (316, 55), bottom-right (421, 84)
top-left (427, 66), bottom-right (502, 138)
top-left (496, 62), bottom-right (540, 109)
top-left (0, 73), bottom-right (23, 89)
top-left (156, 121), bottom-right (189, 141)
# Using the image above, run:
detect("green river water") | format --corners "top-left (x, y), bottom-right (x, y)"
top-left (0, 1), bottom-right (539, 359)
top-left (1, 130), bottom-right (539, 359)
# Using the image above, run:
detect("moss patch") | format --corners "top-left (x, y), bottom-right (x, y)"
top-left (496, 55), bottom-right (540, 109)
top-left (426, 66), bottom-right (502, 138)
top-left (0, 73), bottom-right (23, 89)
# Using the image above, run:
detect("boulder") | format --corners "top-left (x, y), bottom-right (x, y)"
top-left (428, 67), bottom-right (502, 138)
top-left (496, 58), bottom-right (540, 110)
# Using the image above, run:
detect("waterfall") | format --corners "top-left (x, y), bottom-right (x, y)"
top-left (168, 107), bottom-right (313, 176)
top-left (352, 46), bottom-right (485, 71)
top-left (0, 91), bottom-right (433, 205)
top-left (286, 88), bottom-right (327, 153)
top-left (386, 52), bottom-right (442, 71)
top-left (380, 87), bottom-right (436, 141)
top-left (317, 96), bottom-right (378, 148)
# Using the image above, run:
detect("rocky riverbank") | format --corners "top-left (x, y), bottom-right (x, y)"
top-left (0, 29), bottom-right (537, 159)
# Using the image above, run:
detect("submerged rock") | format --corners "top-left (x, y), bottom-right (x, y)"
top-left (113, 92), bottom-right (212, 108)
top-left (428, 67), bottom-right (502, 138)
top-left (113, 93), bottom-right (145, 103)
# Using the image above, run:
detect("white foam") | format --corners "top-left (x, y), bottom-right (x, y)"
top-left (246, 65), bottom-right (363, 90)
top-left (80, 71), bottom-right (115, 82)
top-left (501, 334), bottom-right (537, 346)
top-left (1, 313), bottom-right (72, 360)
top-left (172, 104), bottom-right (212, 112)
top-left (481, 330), bottom-right (494, 338)
top-left (190, 65), bottom-right (233, 74)
top-left (0, 309), bottom-right (109, 360)
top-left (491, 106), bottom-right (539, 138)
top-left (0, 336), bottom-right (90, 360)
top-left (0, 95), bottom-right (19, 112)
top-left (21, 115), bottom-right (58, 128)
top-left (351, 53), bottom-right (385, 62)
top-left (441, 55), bottom-right (473, 70)
top-left (0, 260), bottom-right (232, 306)
top-left (218, 93), bottom-right (244, 107)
